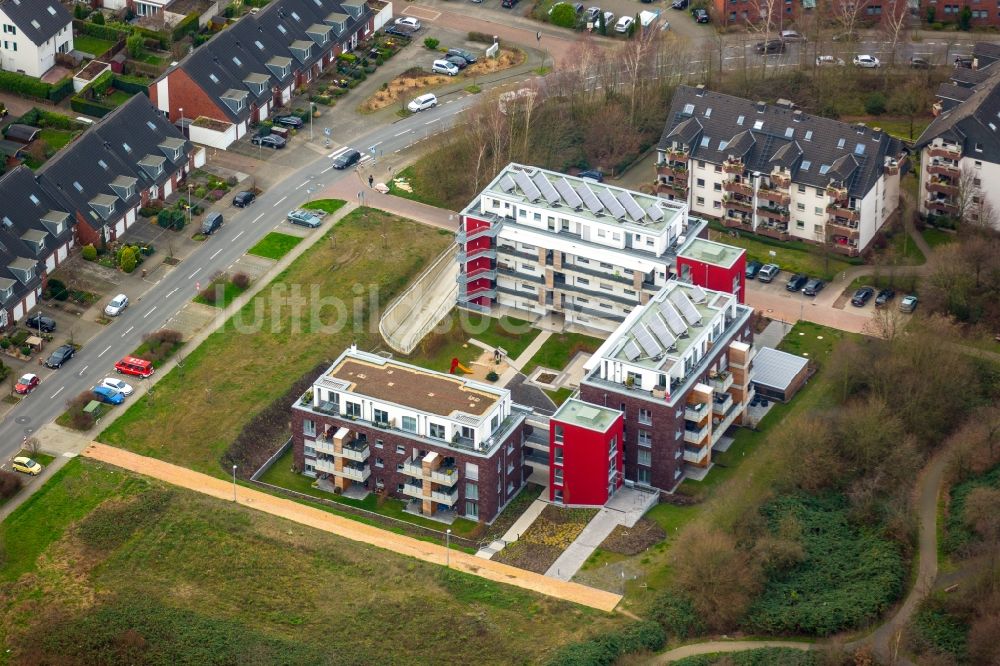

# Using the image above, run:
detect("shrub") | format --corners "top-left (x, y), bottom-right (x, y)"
top-left (0, 339), bottom-right (9, 349)
top-left (486, 370), bottom-right (499, 382)
top-left (550, 3), bottom-right (577, 28)
top-left (91, 11), bottom-right (105, 25)
top-left (139, 201), bottom-right (163, 218)
top-left (119, 247), bottom-right (137, 273)
top-left (45, 278), bottom-right (68, 301)
top-left (865, 92), bottom-right (887, 116)
top-left (198, 284), bottom-right (218, 304)
top-left (65, 391), bottom-right (97, 431)
top-left (231, 272), bottom-right (250, 290)
top-left (649, 592), bottom-right (705, 639)
top-left (126, 33), bottom-right (143, 58)
top-left (226, 175), bottom-right (238, 187)
top-left (137, 329), bottom-right (182, 364)
top-left (547, 622), bottom-right (665, 666)
top-left (424, 37), bottom-right (440, 50)
top-left (0, 470), bottom-right (23, 500)
top-left (82, 244), bottom-right (98, 261)
top-left (19, 345), bottom-right (30, 356)
top-left (157, 209), bottom-right (185, 230)
top-left (468, 31), bottom-right (494, 43)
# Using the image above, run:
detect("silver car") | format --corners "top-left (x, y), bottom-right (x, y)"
top-left (287, 209), bottom-right (324, 228)
top-left (105, 293), bottom-right (128, 317)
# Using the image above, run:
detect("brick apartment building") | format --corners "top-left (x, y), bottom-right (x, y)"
top-left (921, 0), bottom-right (1000, 27)
top-left (710, 0), bottom-right (906, 30)
top-left (657, 85), bottom-right (905, 256)
top-left (292, 346), bottom-right (529, 523)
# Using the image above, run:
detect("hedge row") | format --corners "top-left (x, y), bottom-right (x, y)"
top-left (547, 622), bottom-right (666, 666)
top-left (0, 70), bottom-right (73, 102)
top-left (171, 12), bottom-right (200, 41)
top-left (70, 96), bottom-right (115, 118)
top-left (72, 18), bottom-right (129, 41)
top-left (112, 74), bottom-right (150, 95)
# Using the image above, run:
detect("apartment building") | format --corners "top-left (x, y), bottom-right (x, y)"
top-left (576, 280), bottom-right (754, 493)
top-left (657, 85), bottom-right (905, 257)
top-left (710, 0), bottom-right (903, 30)
top-left (922, 0), bottom-right (1000, 28)
top-left (292, 346), bottom-right (529, 523)
top-left (457, 163), bottom-right (709, 334)
top-left (149, 0), bottom-right (376, 148)
top-left (0, 0), bottom-right (72, 78)
top-left (548, 399), bottom-right (624, 506)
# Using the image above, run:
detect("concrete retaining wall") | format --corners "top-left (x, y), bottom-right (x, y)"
top-left (379, 244), bottom-right (458, 354)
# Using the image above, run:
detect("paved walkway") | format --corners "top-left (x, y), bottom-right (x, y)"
top-left (499, 329), bottom-right (552, 384)
top-left (82, 442), bottom-right (622, 613)
top-left (657, 641), bottom-right (812, 662)
top-left (317, 174), bottom-right (458, 231)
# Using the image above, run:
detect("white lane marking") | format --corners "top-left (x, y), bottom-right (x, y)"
top-left (98, 345), bottom-right (112, 358)
top-left (188, 268), bottom-right (201, 279)
top-left (251, 213), bottom-right (264, 224)
top-left (320, 166), bottom-right (332, 174)
top-left (295, 181), bottom-right (308, 190)
top-left (166, 287), bottom-right (179, 298)
top-left (393, 129), bottom-right (411, 137)
top-left (210, 249), bottom-right (223, 260)
top-left (425, 117), bottom-right (441, 125)
top-left (233, 230), bottom-right (244, 242)
top-left (143, 306), bottom-right (157, 319)
top-left (122, 326), bottom-right (134, 337)
top-left (78, 365), bottom-right (88, 376)
top-left (273, 195), bottom-right (287, 207)
top-left (50, 386), bottom-right (65, 400)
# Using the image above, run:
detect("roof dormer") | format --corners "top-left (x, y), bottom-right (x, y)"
top-left (306, 23), bottom-right (331, 46)
top-left (109, 175), bottom-right (137, 201)
top-left (7, 257), bottom-right (36, 285)
top-left (243, 72), bottom-right (270, 96)
top-left (158, 137), bottom-right (185, 162)
top-left (89, 194), bottom-right (118, 220)
top-left (324, 12), bottom-right (348, 34)
top-left (342, 0), bottom-right (365, 18)
top-left (20, 229), bottom-right (47, 256)
top-left (266, 55), bottom-right (293, 80)
top-left (220, 88), bottom-right (249, 114)
top-left (289, 40), bottom-right (313, 64)
top-left (39, 210), bottom-right (69, 237)
top-left (138, 154), bottom-right (166, 180)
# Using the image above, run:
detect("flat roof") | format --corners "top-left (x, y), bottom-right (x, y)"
top-left (553, 398), bottom-right (621, 432)
top-left (679, 238), bottom-right (744, 269)
top-left (327, 356), bottom-right (501, 419)
top-left (752, 347), bottom-right (808, 390)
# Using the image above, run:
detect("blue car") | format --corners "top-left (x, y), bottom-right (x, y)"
top-left (92, 385), bottom-right (125, 405)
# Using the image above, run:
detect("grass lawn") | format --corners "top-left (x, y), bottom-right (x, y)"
top-left (707, 226), bottom-right (857, 281)
top-left (402, 309), bottom-right (541, 374)
top-left (301, 198), bottom-right (346, 215)
top-left (0, 458), bottom-right (624, 664)
top-left (521, 331), bottom-right (604, 376)
top-left (37, 128), bottom-right (79, 151)
top-left (16, 450), bottom-right (55, 467)
top-left (104, 88), bottom-right (132, 106)
top-left (885, 229), bottom-right (925, 265)
top-left (99, 208), bottom-right (453, 477)
top-left (545, 387), bottom-right (574, 406)
top-left (922, 227), bottom-right (956, 248)
top-left (247, 232), bottom-right (302, 260)
top-left (192, 279), bottom-right (247, 308)
top-left (72, 35), bottom-right (116, 56)
top-left (873, 116), bottom-right (933, 143)
top-left (387, 165), bottom-right (454, 209)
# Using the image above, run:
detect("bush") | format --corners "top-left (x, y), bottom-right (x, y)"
top-left (82, 244), bottom-right (98, 261)
top-left (157, 209), bottom-right (185, 230)
top-left (547, 622), bottom-right (665, 666)
top-left (486, 370), bottom-right (499, 382)
top-left (171, 12), bottom-right (200, 41)
top-left (45, 278), bottom-right (68, 301)
top-left (0, 339), bottom-right (9, 350)
top-left (119, 247), bottom-right (137, 273)
top-left (126, 33), bottom-right (143, 58)
top-left (865, 92), bottom-right (887, 116)
top-left (139, 201), bottom-right (164, 218)
top-left (0, 470), bottom-right (23, 500)
top-left (468, 31), bottom-right (494, 43)
top-left (65, 391), bottom-right (97, 431)
top-left (91, 11), bottom-right (105, 25)
top-left (424, 37), bottom-right (440, 50)
top-left (231, 272), bottom-right (250, 290)
top-left (19, 345), bottom-right (30, 356)
top-left (137, 329), bottom-right (182, 364)
top-left (550, 3), bottom-right (577, 28)
top-left (650, 592), bottom-right (705, 640)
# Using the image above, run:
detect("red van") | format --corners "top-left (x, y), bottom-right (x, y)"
top-left (114, 356), bottom-right (154, 378)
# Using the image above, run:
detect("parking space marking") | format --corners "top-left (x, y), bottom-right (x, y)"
top-left (98, 345), bottom-right (112, 358)
top-left (143, 306), bottom-right (157, 319)
top-left (401, 6), bottom-right (440, 20)
top-left (50, 386), bottom-right (64, 400)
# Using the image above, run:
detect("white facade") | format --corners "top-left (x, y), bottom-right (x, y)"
top-left (917, 138), bottom-right (1000, 227)
top-left (0, 9), bottom-right (72, 78)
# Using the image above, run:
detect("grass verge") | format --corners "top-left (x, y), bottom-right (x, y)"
top-left (387, 165), bottom-right (454, 209)
top-left (707, 225), bottom-right (857, 281)
top-left (301, 198), bottom-right (346, 215)
top-left (521, 331), bottom-right (604, 376)
top-left (402, 309), bottom-right (541, 373)
top-left (247, 232), bottom-right (303, 260)
top-left (921, 227), bottom-right (956, 248)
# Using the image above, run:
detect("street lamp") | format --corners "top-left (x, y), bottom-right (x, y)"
top-left (445, 528), bottom-right (452, 568)
top-left (187, 184), bottom-right (193, 226)
top-left (232, 464), bottom-right (238, 502)
top-left (309, 102), bottom-right (314, 141)
top-left (179, 107), bottom-right (184, 136)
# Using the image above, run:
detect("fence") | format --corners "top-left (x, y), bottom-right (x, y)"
top-left (251, 437), bottom-right (292, 481)
top-left (379, 244), bottom-right (458, 354)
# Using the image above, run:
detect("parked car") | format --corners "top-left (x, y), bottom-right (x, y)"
top-left (853, 54), bottom-right (880, 68)
top-left (757, 263), bottom-right (780, 283)
top-left (802, 278), bottom-right (826, 296)
top-left (584, 6), bottom-right (600, 21)
top-left (201, 211), bottom-right (223, 235)
top-left (692, 8), bottom-right (709, 23)
top-left (14, 373), bottom-right (39, 395)
top-left (954, 55), bottom-right (974, 68)
top-left (615, 16), bottom-right (634, 33)
top-left (446, 48), bottom-right (478, 64)
top-left (671, 0), bottom-right (689, 8)
top-left (501, 0), bottom-right (520, 8)
top-left (578, 169), bottom-right (604, 182)
top-left (745, 259), bottom-right (763, 279)
top-left (407, 93), bottom-right (438, 113)
top-left (780, 30), bottom-right (805, 42)
top-left (44, 344), bottom-right (75, 369)
top-left (444, 55), bottom-right (468, 70)
top-left (755, 39), bottom-right (786, 55)
top-left (602, 10), bottom-right (615, 25)
top-left (899, 294), bottom-right (919, 313)
top-left (909, 57), bottom-right (930, 69)
top-left (24, 313), bottom-right (55, 332)
top-left (104, 293), bottom-right (129, 317)
top-left (816, 55), bottom-right (844, 66)
top-left (332, 148), bottom-right (362, 169)
top-left (851, 286), bottom-right (875, 307)
top-left (114, 356), bottom-right (154, 378)
top-left (11, 456), bottom-right (41, 476)
top-left (251, 134), bottom-right (286, 149)
top-left (233, 191), bottom-right (256, 208)
top-left (875, 287), bottom-right (896, 306)
top-left (101, 377), bottom-right (134, 396)
top-left (385, 24), bottom-right (416, 37)
top-left (394, 16), bottom-right (421, 29)
top-left (273, 115), bottom-right (303, 128)
top-left (786, 273), bottom-right (808, 292)
top-left (431, 59), bottom-right (460, 76)
top-left (92, 385), bottom-right (126, 405)
top-left (287, 209), bottom-right (324, 228)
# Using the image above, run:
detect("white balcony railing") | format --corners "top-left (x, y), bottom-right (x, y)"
top-left (430, 487), bottom-right (459, 506)
top-left (684, 424), bottom-right (709, 445)
top-left (683, 446), bottom-right (709, 464)
top-left (402, 483), bottom-right (425, 500)
top-left (712, 393), bottom-right (733, 416)
top-left (401, 459), bottom-right (423, 477)
top-left (334, 442), bottom-right (370, 462)
top-left (684, 403), bottom-right (708, 423)
top-left (709, 372), bottom-right (733, 393)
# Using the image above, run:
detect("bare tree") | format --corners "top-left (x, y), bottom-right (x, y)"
top-left (955, 166), bottom-right (996, 228)
top-left (23, 436), bottom-right (39, 457)
top-left (879, 0), bottom-right (910, 68)
top-left (830, 0), bottom-right (866, 40)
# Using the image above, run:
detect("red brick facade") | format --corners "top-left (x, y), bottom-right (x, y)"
top-left (150, 68), bottom-right (226, 125)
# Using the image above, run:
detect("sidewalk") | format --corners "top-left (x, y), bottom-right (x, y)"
top-left (0, 448), bottom-right (76, 523)
top-left (83, 441), bottom-right (622, 613)
top-left (317, 174), bottom-right (457, 231)
top-left (498, 329), bottom-right (551, 384)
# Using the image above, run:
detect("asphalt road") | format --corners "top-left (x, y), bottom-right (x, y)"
top-left (0, 92), bottom-right (480, 461)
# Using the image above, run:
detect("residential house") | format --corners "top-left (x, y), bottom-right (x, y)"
top-left (291, 346), bottom-right (529, 523)
top-left (149, 0), bottom-right (375, 148)
top-left (657, 85), bottom-right (905, 256)
top-left (0, 0), bottom-right (72, 78)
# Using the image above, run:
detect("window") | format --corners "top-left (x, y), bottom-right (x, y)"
top-left (814, 224), bottom-right (824, 234)
top-left (373, 408), bottom-right (389, 425)
top-left (638, 408), bottom-right (652, 425)
top-left (814, 207), bottom-right (824, 215)
top-left (375, 439), bottom-right (384, 449)
top-left (554, 468), bottom-right (564, 483)
top-left (638, 430), bottom-right (652, 447)
top-left (533, 212), bottom-right (541, 221)
top-left (609, 436), bottom-right (617, 457)
top-left (637, 449), bottom-right (651, 466)
top-left (554, 425), bottom-right (564, 443)
top-left (554, 446), bottom-right (564, 464)
top-left (375, 457), bottom-right (384, 468)
top-left (696, 178), bottom-right (705, 187)
top-left (345, 401), bottom-right (361, 418)
top-left (713, 201), bottom-right (722, 209)
top-left (696, 196), bottom-right (705, 206)
top-left (466, 482), bottom-right (479, 500)
top-left (713, 183), bottom-right (722, 191)
top-left (396, 444), bottom-right (405, 454)
top-left (401, 415), bottom-right (416, 432)
top-left (599, 283), bottom-right (613, 291)
top-left (303, 419), bottom-right (316, 436)
top-left (796, 220), bottom-right (805, 229)
top-left (797, 203), bottom-right (806, 211)
top-left (797, 184), bottom-right (806, 193)
top-left (465, 501), bottom-right (479, 518)
top-left (429, 423), bottom-right (446, 440)
top-left (638, 467), bottom-right (651, 484)
top-left (577, 276), bottom-right (589, 286)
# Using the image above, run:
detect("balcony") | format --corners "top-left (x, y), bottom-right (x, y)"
top-left (757, 187), bottom-right (791, 206)
top-left (722, 215), bottom-right (754, 232)
top-left (684, 423), bottom-right (709, 445)
top-left (335, 439), bottom-right (370, 462)
top-left (757, 224), bottom-right (790, 241)
top-left (723, 180), bottom-right (753, 197)
top-left (314, 458), bottom-right (371, 482)
top-left (457, 246), bottom-right (497, 263)
top-left (826, 186), bottom-right (849, 206)
top-left (665, 148), bottom-right (689, 163)
top-left (401, 482), bottom-right (425, 501)
top-left (826, 204), bottom-right (859, 222)
top-left (758, 203), bottom-right (790, 222)
top-left (927, 144), bottom-right (961, 160)
top-left (456, 224), bottom-right (498, 244)
top-left (313, 438), bottom-right (336, 455)
top-left (401, 459), bottom-right (423, 477)
top-left (685, 402), bottom-right (709, 423)
top-left (828, 219), bottom-right (860, 239)
top-left (459, 285), bottom-right (496, 301)
top-left (831, 241), bottom-right (860, 257)
top-left (457, 266), bottom-right (497, 285)
top-left (926, 198), bottom-right (958, 216)
top-left (926, 162), bottom-right (959, 178)
top-left (430, 486), bottom-right (459, 505)
top-left (657, 163), bottom-right (688, 179)
top-left (709, 371), bottom-right (733, 393)
top-left (683, 446), bottom-right (709, 464)
top-left (770, 172), bottom-right (791, 188)
top-left (712, 403), bottom-right (741, 444)
top-left (723, 159), bottom-right (744, 174)
top-left (925, 179), bottom-right (958, 197)
top-left (723, 196), bottom-right (753, 215)
top-left (712, 391), bottom-right (733, 415)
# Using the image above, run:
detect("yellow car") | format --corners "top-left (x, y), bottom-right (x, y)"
top-left (11, 456), bottom-right (42, 476)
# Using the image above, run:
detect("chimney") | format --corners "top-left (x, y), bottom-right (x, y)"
top-left (871, 127), bottom-right (883, 141)
top-left (775, 98), bottom-right (795, 109)
top-left (695, 84), bottom-right (706, 97)
top-left (756, 101), bottom-right (766, 113)
top-left (855, 122), bottom-right (866, 135)
top-left (792, 109), bottom-right (803, 122)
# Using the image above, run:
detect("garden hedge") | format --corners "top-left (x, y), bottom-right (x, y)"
top-left (171, 13), bottom-right (200, 41)
top-left (72, 18), bottom-right (129, 42)
top-left (0, 70), bottom-right (72, 102)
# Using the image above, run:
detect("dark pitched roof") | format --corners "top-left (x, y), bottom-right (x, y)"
top-left (661, 86), bottom-right (903, 199)
top-left (4, 124), bottom-right (39, 143)
top-left (0, 166), bottom-right (73, 257)
top-left (918, 63), bottom-right (1000, 157)
top-left (0, 0), bottom-right (70, 46)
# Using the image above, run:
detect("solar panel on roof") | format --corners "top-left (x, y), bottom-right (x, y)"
top-left (617, 190), bottom-right (646, 221)
top-left (635, 325), bottom-right (663, 358)
top-left (671, 290), bottom-right (703, 326)
top-left (498, 175), bottom-right (515, 192)
top-left (596, 188), bottom-right (627, 219)
top-left (659, 300), bottom-right (687, 336)
top-left (513, 170), bottom-right (541, 200)
top-left (689, 284), bottom-right (708, 303)
top-left (532, 171), bottom-right (560, 204)
top-left (646, 205), bottom-right (664, 221)
top-left (576, 183), bottom-right (604, 214)
top-left (648, 313), bottom-right (677, 350)
top-left (622, 340), bottom-right (642, 361)
top-left (555, 178), bottom-right (583, 208)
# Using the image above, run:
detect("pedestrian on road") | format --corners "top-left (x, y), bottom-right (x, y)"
top-left (368, 174), bottom-right (374, 188)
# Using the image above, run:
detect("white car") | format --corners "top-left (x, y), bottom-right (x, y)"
top-left (407, 93), bottom-right (438, 112)
top-left (816, 55), bottom-right (845, 66)
top-left (603, 10), bottom-right (615, 25)
top-left (101, 377), bottom-right (134, 396)
top-left (394, 16), bottom-right (421, 30)
top-left (431, 59), bottom-right (459, 76)
top-left (104, 293), bottom-right (128, 317)
top-left (780, 30), bottom-right (805, 42)
top-left (853, 54), bottom-right (880, 68)
top-left (615, 16), bottom-right (634, 33)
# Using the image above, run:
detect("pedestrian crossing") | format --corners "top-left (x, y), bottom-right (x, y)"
top-left (327, 146), bottom-right (372, 165)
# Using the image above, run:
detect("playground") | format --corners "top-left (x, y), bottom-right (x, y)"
top-left (448, 343), bottom-right (511, 383)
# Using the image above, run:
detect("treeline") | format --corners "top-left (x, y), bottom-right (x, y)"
top-left (924, 227), bottom-right (1000, 331)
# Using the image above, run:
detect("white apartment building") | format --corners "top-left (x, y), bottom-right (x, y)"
top-left (0, 0), bottom-right (72, 78)
top-left (657, 85), bottom-right (905, 256)
top-left (457, 164), bottom-right (706, 333)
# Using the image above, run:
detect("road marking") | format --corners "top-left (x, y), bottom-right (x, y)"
top-left (251, 213), bottom-right (264, 224)
top-left (122, 326), bottom-right (133, 337)
top-left (233, 230), bottom-right (244, 242)
top-left (424, 117), bottom-right (440, 125)
top-left (50, 386), bottom-right (64, 400)
top-left (295, 181), bottom-right (308, 190)
top-left (370, 140), bottom-right (383, 147)
top-left (98, 345), bottom-right (112, 358)
top-left (328, 147), bottom-right (349, 159)
top-left (78, 365), bottom-right (88, 376)
top-left (143, 306), bottom-right (157, 318)
top-left (273, 195), bottom-right (287, 207)
top-left (187, 268), bottom-right (201, 279)
top-left (210, 249), bottom-right (223, 260)
top-left (393, 129), bottom-right (411, 137)
top-left (166, 287), bottom-right (179, 298)
top-left (320, 166), bottom-right (332, 174)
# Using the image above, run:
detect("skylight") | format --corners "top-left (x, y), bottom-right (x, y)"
top-left (804, 131), bottom-right (813, 141)
top-left (123, 142), bottom-right (132, 153)
top-left (854, 143), bottom-right (866, 155)
top-left (736, 115), bottom-right (745, 126)
top-left (47, 6), bottom-right (57, 15)
top-left (700, 136), bottom-right (711, 147)
top-left (73, 181), bottom-right (83, 192)
top-left (28, 194), bottom-right (39, 205)
top-left (784, 127), bottom-right (794, 138)
top-left (146, 121), bottom-right (156, 131)
top-left (704, 108), bottom-right (712, 118)
top-left (233, 56), bottom-right (242, 66)
top-left (683, 103), bottom-right (695, 115)
top-left (753, 120), bottom-right (763, 130)
top-left (837, 138), bottom-right (846, 149)
top-left (255, 40), bottom-right (264, 50)
top-left (291, 11), bottom-right (301, 20)
top-left (718, 140), bottom-right (728, 150)
top-left (98, 159), bottom-right (108, 170)
top-left (801, 160), bottom-right (811, 171)
top-left (277, 25), bottom-right (287, 34)
top-left (819, 165), bottom-right (830, 174)
top-left (209, 73), bottom-right (219, 84)
top-left (31, 20), bottom-right (40, 29)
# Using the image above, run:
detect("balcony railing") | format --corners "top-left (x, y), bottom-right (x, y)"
top-left (926, 198), bottom-right (958, 216)
top-left (758, 203), bottom-right (790, 220)
top-left (314, 458), bottom-right (371, 482)
top-left (456, 224), bottom-right (498, 244)
top-left (927, 144), bottom-right (961, 160)
top-left (723, 180), bottom-right (753, 197)
top-left (685, 402), bottom-right (709, 423)
top-left (684, 423), bottom-right (709, 445)
top-left (683, 446), bottom-right (709, 464)
top-left (457, 246), bottom-right (497, 263)
top-left (770, 172), bottom-right (791, 188)
top-left (430, 486), bottom-right (459, 505)
top-left (402, 482), bottom-right (425, 501)
top-left (926, 162), bottom-right (959, 178)
top-left (457, 266), bottom-right (497, 285)
top-left (831, 241), bottom-right (861, 257)
top-left (665, 148), bottom-right (689, 162)
top-left (828, 220), bottom-right (860, 238)
top-left (712, 403), bottom-right (741, 444)
top-left (709, 371), bottom-right (733, 393)
top-left (334, 439), bottom-right (370, 462)
top-left (925, 179), bottom-right (958, 197)
top-left (757, 187), bottom-right (791, 206)
top-left (723, 197), bottom-right (753, 214)
top-left (712, 391), bottom-right (734, 415)
top-left (723, 160), bottom-right (744, 174)
top-left (826, 186), bottom-right (849, 205)
top-left (657, 163), bottom-right (688, 179)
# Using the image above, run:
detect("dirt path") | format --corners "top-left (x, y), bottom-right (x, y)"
top-left (656, 641), bottom-right (812, 662)
top-left (82, 442), bottom-right (622, 613)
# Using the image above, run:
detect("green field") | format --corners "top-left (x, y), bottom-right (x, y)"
top-left (99, 208), bottom-right (453, 476)
top-left (521, 331), bottom-right (604, 375)
top-left (301, 198), bottom-right (347, 215)
top-left (387, 165), bottom-right (454, 209)
top-left (0, 458), bottom-right (624, 664)
top-left (247, 231), bottom-right (303, 260)
top-left (402, 310), bottom-right (541, 374)
top-left (192, 278), bottom-right (247, 308)
top-left (37, 128), bottom-right (79, 151)
top-left (921, 227), bottom-right (956, 248)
